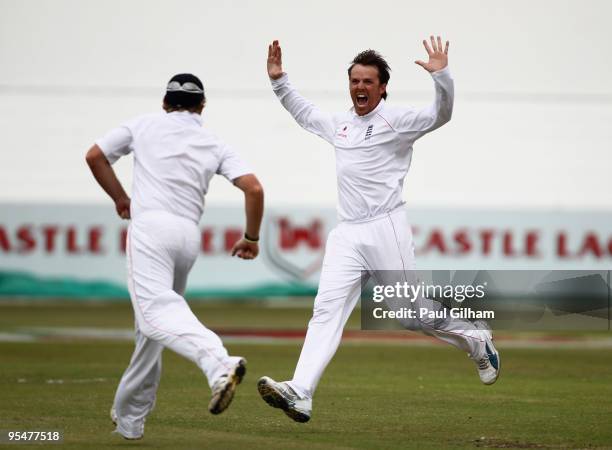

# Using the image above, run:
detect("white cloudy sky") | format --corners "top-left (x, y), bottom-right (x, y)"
top-left (0, 0), bottom-right (611, 210)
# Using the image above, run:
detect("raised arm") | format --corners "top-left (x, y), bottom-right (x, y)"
top-left (395, 36), bottom-right (454, 138)
top-left (267, 40), bottom-right (336, 144)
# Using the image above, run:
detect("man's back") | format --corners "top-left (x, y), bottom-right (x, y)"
top-left (96, 111), bottom-right (249, 223)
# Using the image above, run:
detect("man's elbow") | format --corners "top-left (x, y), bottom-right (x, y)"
top-left (247, 180), bottom-right (264, 198)
top-left (442, 108), bottom-right (453, 124)
top-left (437, 104), bottom-right (453, 127)
top-left (85, 145), bottom-right (105, 168)
top-left (235, 174), bottom-right (264, 197)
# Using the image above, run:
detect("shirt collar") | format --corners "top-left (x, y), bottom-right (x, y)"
top-left (350, 98), bottom-right (386, 119)
top-left (168, 110), bottom-right (203, 126)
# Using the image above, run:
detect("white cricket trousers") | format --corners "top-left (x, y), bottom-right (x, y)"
top-left (287, 206), bottom-right (488, 400)
top-left (112, 210), bottom-right (237, 438)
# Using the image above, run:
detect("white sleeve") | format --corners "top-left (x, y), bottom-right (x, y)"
top-left (217, 144), bottom-right (252, 182)
top-left (394, 67), bottom-right (454, 140)
top-left (270, 74), bottom-right (336, 144)
top-left (95, 125), bottom-right (133, 165)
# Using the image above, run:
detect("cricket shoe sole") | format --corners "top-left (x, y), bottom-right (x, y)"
top-left (208, 358), bottom-right (247, 415)
top-left (257, 376), bottom-right (311, 423)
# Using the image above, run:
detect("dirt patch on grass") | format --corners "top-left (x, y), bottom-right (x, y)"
top-left (473, 437), bottom-right (549, 448)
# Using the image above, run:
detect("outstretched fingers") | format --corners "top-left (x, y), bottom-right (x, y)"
top-left (416, 35), bottom-right (450, 72)
top-left (268, 41), bottom-right (278, 59)
top-left (430, 35), bottom-right (437, 53)
top-left (270, 40), bottom-right (281, 59)
top-left (424, 35), bottom-right (450, 56)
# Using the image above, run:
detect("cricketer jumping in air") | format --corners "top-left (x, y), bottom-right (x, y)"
top-left (257, 37), bottom-right (500, 423)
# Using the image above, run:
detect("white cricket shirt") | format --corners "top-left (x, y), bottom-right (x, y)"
top-left (271, 67), bottom-right (454, 222)
top-left (96, 111), bottom-right (251, 224)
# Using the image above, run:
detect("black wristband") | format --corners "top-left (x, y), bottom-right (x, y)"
top-left (244, 233), bottom-right (259, 243)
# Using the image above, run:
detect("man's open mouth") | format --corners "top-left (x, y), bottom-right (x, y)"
top-left (356, 94), bottom-right (368, 106)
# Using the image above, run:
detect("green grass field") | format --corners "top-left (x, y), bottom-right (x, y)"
top-left (1, 302), bottom-right (611, 449)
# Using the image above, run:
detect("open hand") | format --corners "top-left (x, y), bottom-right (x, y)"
top-left (267, 40), bottom-right (284, 80)
top-left (415, 35), bottom-right (449, 73)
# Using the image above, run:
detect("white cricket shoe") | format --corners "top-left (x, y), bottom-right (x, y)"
top-left (110, 407), bottom-right (143, 440)
top-left (257, 376), bottom-right (312, 423)
top-left (208, 357), bottom-right (247, 415)
top-left (473, 321), bottom-right (500, 385)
